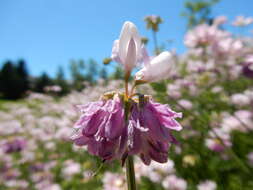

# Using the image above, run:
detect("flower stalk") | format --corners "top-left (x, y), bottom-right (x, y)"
top-left (126, 156), bottom-right (137, 190)
top-left (124, 73), bottom-right (137, 190)
top-left (72, 21), bottom-right (182, 190)
top-left (152, 30), bottom-right (159, 55)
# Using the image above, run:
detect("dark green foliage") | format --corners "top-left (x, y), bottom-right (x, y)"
top-left (222, 77), bottom-right (253, 95)
top-left (0, 58), bottom-right (109, 98)
top-left (70, 59), bottom-right (86, 91)
top-left (86, 59), bottom-right (99, 83)
top-left (33, 72), bottom-right (53, 93)
top-left (17, 59), bottom-right (30, 93)
top-left (112, 66), bottom-right (124, 80)
top-left (69, 59), bottom-right (102, 91)
top-left (99, 66), bottom-right (108, 83)
top-left (55, 66), bottom-right (70, 95)
top-left (0, 60), bottom-right (30, 99)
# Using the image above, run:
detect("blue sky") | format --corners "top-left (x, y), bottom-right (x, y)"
top-left (0, 0), bottom-right (253, 77)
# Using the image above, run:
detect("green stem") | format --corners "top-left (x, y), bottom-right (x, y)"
top-left (126, 156), bottom-right (136, 190)
top-left (152, 30), bottom-right (159, 55)
top-left (124, 95), bottom-right (137, 190)
top-left (125, 72), bottom-right (130, 98)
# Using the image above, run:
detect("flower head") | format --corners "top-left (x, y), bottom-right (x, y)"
top-left (71, 21), bottom-right (183, 167)
top-left (197, 180), bottom-right (217, 190)
top-left (232, 15), bottom-right (253, 27)
top-left (213, 15), bottom-right (227, 26)
top-left (3, 137), bottom-right (26, 153)
top-left (72, 93), bottom-right (182, 165)
top-left (242, 55), bottom-right (253, 78)
top-left (162, 175), bottom-right (187, 190)
top-left (144, 15), bottom-right (163, 32)
top-left (103, 172), bottom-right (126, 190)
top-left (184, 24), bottom-right (229, 48)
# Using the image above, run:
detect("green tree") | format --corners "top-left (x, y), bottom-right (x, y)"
top-left (70, 59), bottom-right (86, 91)
top-left (34, 72), bottom-right (53, 93)
top-left (182, 0), bottom-right (220, 28)
top-left (0, 60), bottom-right (29, 99)
top-left (0, 61), bottom-right (19, 99)
top-left (55, 66), bottom-right (70, 95)
top-left (85, 59), bottom-right (98, 84)
top-left (99, 66), bottom-right (108, 80)
top-left (16, 59), bottom-right (30, 93)
top-left (112, 66), bottom-right (124, 80)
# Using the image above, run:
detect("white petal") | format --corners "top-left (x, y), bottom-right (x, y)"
top-left (141, 46), bottom-right (151, 66)
top-left (124, 38), bottom-right (137, 72)
top-left (111, 40), bottom-right (121, 63)
top-left (118, 21), bottom-right (141, 65)
top-left (135, 51), bottom-right (174, 82)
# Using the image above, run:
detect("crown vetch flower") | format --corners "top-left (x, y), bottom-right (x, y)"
top-left (144, 15), bottom-right (163, 32)
top-left (111, 21), bottom-right (142, 73)
top-left (213, 15), bottom-right (227, 26)
top-left (3, 138), bottom-right (26, 153)
top-left (232, 15), bottom-right (253, 27)
top-left (71, 21), bottom-right (183, 168)
top-left (242, 55), bottom-right (253, 78)
top-left (71, 93), bottom-right (182, 165)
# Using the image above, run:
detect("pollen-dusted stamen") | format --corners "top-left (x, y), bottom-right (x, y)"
top-left (100, 91), bottom-right (117, 100)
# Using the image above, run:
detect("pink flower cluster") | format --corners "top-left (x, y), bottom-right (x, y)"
top-left (72, 93), bottom-right (182, 165)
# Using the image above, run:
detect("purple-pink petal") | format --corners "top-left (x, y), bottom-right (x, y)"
top-left (71, 94), bottom-right (182, 165)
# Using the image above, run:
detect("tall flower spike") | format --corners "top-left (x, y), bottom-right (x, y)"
top-left (135, 51), bottom-right (175, 83)
top-left (111, 21), bottom-right (142, 73)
